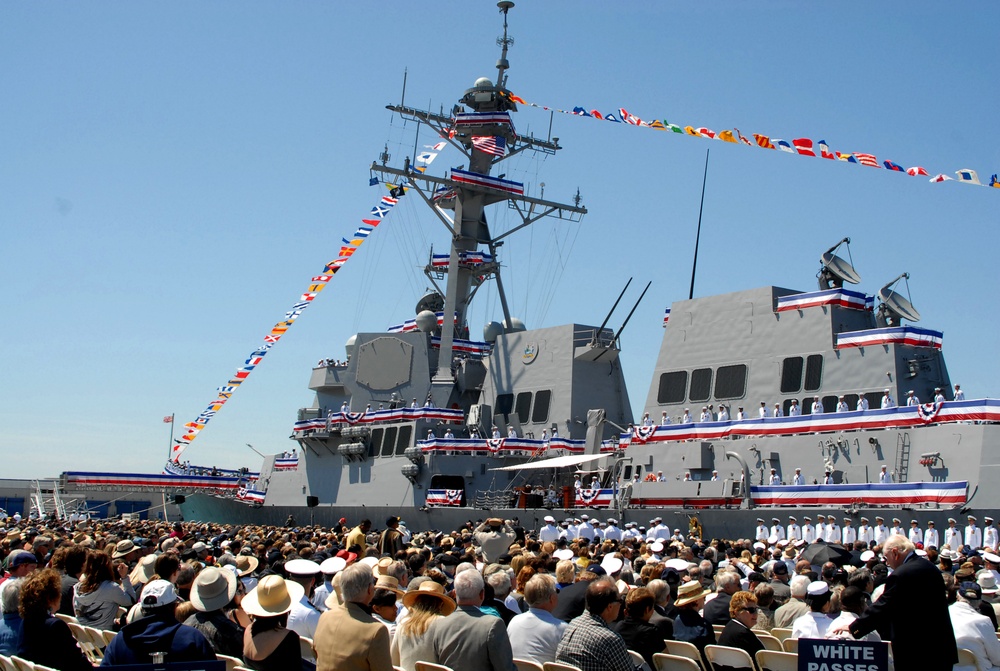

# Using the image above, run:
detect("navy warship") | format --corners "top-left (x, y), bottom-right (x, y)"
top-left (75, 2), bottom-right (997, 538)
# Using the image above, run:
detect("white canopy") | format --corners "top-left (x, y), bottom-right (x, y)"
top-left (489, 452), bottom-right (612, 472)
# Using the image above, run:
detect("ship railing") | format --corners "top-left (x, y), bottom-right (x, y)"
top-left (473, 489), bottom-right (518, 509)
top-left (573, 327), bottom-right (617, 349)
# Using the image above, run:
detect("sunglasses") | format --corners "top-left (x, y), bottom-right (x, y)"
top-left (742, 607), bottom-right (759, 614)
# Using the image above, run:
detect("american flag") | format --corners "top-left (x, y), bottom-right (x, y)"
top-left (471, 135), bottom-right (507, 157)
top-left (163, 415), bottom-right (173, 423)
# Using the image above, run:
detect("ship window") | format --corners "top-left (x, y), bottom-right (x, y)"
top-left (823, 395), bottom-right (839, 413)
top-left (495, 393), bottom-right (514, 415)
top-left (515, 392), bottom-right (532, 424)
top-left (368, 428), bottom-right (383, 458)
top-left (531, 390), bottom-right (551, 423)
top-left (804, 354), bottom-right (824, 391)
top-left (864, 392), bottom-right (881, 409)
top-left (781, 357), bottom-right (804, 393)
top-left (381, 427), bottom-right (397, 457)
top-left (689, 368), bottom-right (713, 402)
top-left (714, 364), bottom-right (748, 400)
top-left (395, 425), bottom-right (411, 455)
top-left (657, 371), bottom-right (688, 404)
top-left (623, 465), bottom-right (632, 480)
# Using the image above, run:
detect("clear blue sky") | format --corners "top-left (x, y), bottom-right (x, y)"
top-left (2, 2), bottom-right (997, 479)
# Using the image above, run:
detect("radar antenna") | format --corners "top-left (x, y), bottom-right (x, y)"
top-left (496, 2), bottom-right (515, 87)
top-left (876, 272), bottom-right (921, 327)
top-left (818, 237), bottom-right (862, 290)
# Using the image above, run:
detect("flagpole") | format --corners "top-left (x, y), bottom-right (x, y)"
top-left (689, 149), bottom-right (710, 300)
top-left (167, 413), bottom-right (174, 462)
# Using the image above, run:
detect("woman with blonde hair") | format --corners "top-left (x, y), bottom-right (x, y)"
top-left (390, 581), bottom-right (456, 671)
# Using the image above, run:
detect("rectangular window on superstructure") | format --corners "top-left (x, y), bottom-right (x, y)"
top-left (714, 364), bottom-right (748, 400)
top-left (369, 428), bottom-right (383, 458)
top-left (495, 393), bottom-right (514, 415)
top-left (781, 357), bottom-right (804, 393)
top-left (381, 427), bottom-right (397, 457)
top-left (689, 368), bottom-right (713, 402)
top-left (515, 392), bottom-right (532, 424)
top-left (657, 371), bottom-right (688, 404)
top-left (804, 354), bottom-right (824, 391)
top-left (531, 390), bottom-right (551, 423)
top-left (395, 425), bottom-right (412, 455)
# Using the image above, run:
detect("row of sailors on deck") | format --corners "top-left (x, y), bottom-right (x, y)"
top-left (767, 464), bottom-right (893, 486)
top-left (754, 513), bottom-right (999, 551)
top-left (640, 384), bottom-right (964, 427)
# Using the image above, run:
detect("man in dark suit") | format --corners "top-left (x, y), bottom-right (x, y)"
top-left (703, 570), bottom-right (740, 625)
top-left (646, 578), bottom-right (675, 640)
top-left (552, 569), bottom-right (599, 622)
top-left (833, 534), bottom-right (957, 670)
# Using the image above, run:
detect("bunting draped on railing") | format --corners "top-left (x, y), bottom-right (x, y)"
top-left (750, 481), bottom-right (967, 507)
top-left (236, 487), bottom-right (267, 504)
top-left (169, 143), bottom-right (449, 462)
top-left (662, 308), bottom-right (671, 327)
top-left (425, 489), bottom-right (464, 507)
top-left (387, 311), bottom-right (459, 334)
top-left (504, 92), bottom-right (999, 190)
top-left (430, 251), bottom-right (495, 269)
top-left (273, 457), bottom-right (298, 471)
top-left (575, 488), bottom-right (615, 508)
top-left (430, 336), bottom-right (493, 357)
top-left (776, 288), bottom-right (874, 312)
top-left (292, 406), bottom-right (466, 434)
top-left (417, 436), bottom-right (618, 456)
top-left (835, 326), bottom-right (943, 350)
top-left (618, 399), bottom-right (999, 447)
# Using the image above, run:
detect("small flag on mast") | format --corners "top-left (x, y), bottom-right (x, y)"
top-left (471, 135), bottom-right (507, 157)
top-left (163, 415), bottom-right (173, 423)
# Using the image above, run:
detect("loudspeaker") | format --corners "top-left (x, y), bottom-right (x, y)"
top-left (306, 496), bottom-right (319, 508)
top-left (174, 495), bottom-right (186, 504)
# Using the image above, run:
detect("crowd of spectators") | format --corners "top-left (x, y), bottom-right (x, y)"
top-left (0, 509), bottom-right (987, 671)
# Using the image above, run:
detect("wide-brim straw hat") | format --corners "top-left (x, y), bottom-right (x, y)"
top-left (674, 580), bottom-right (711, 607)
top-left (129, 554), bottom-right (157, 585)
top-left (190, 566), bottom-right (238, 613)
top-left (374, 574), bottom-right (404, 596)
top-left (235, 555), bottom-right (259, 577)
top-left (242, 575), bottom-right (304, 618)
top-left (400, 581), bottom-right (456, 616)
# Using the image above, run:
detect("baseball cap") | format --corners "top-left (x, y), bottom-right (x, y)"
top-left (960, 581), bottom-right (983, 600)
top-left (141, 580), bottom-right (179, 608)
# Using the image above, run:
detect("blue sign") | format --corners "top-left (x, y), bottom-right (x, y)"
top-left (797, 638), bottom-right (890, 671)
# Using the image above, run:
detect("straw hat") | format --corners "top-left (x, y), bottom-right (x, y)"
top-left (242, 575), bottom-right (304, 618)
top-left (374, 574), bottom-right (404, 596)
top-left (190, 567), bottom-right (238, 613)
top-left (129, 554), bottom-right (158, 585)
top-left (400, 581), bottom-right (456, 615)
top-left (235, 555), bottom-right (259, 577)
top-left (113, 539), bottom-right (136, 559)
top-left (674, 580), bottom-right (711, 607)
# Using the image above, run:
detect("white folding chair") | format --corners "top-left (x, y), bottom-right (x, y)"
top-left (755, 650), bottom-right (798, 671)
top-left (704, 644), bottom-right (754, 671)
top-left (653, 653), bottom-right (703, 671)
top-left (629, 650), bottom-right (651, 671)
top-left (663, 641), bottom-right (707, 671)
top-left (542, 663), bottom-right (583, 671)
top-left (755, 633), bottom-right (782, 652)
top-left (769, 627), bottom-right (793, 643)
top-left (299, 635), bottom-right (315, 661)
top-left (416, 663), bottom-right (456, 671)
top-left (8, 658), bottom-right (33, 671)
top-left (514, 659), bottom-right (545, 671)
top-left (216, 654), bottom-right (243, 671)
top-left (781, 638), bottom-right (798, 654)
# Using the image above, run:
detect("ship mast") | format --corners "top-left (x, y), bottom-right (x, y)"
top-left (371, 1), bottom-right (586, 402)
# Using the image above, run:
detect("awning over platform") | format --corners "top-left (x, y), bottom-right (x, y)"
top-left (490, 452), bottom-right (611, 472)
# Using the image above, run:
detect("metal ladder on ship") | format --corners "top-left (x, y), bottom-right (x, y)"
top-left (894, 432), bottom-right (911, 483)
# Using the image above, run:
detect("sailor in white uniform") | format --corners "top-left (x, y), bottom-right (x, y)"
top-left (823, 470), bottom-right (834, 485)
top-left (755, 518), bottom-right (769, 541)
top-left (966, 516), bottom-right (983, 551)
top-left (660, 411), bottom-right (671, 425)
top-left (836, 396), bottom-right (850, 413)
top-left (954, 384), bottom-right (965, 401)
top-left (944, 518), bottom-right (962, 549)
top-left (539, 516), bottom-right (561, 542)
top-left (577, 515), bottom-right (595, 541)
top-left (786, 517), bottom-right (801, 542)
top-left (873, 516), bottom-right (890, 545)
top-left (736, 407), bottom-right (747, 421)
top-left (811, 396), bottom-right (825, 414)
top-left (802, 516), bottom-right (816, 544)
top-left (934, 387), bottom-right (946, 404)
top-left (711, 470), bottom-right (719, 481)
top-left (906, 390), bottom-right (920, 406)
top-left (984, 516), bottom-right (998, 552)
top-left (717, 405), bottom-right (730, 421)
top-left (770, 518), bottom-right (786, 542)
top-left (824, 517), bottom-right (841, 544)
top-left (773, 403), bottom-right (783, 418)
top-left (815, 515), bottom-right (827, 541)
top-left (681, 408), bottom-right (693, 424)
top-left (642, 412), bottom-right (654, 426)
top-left (858, 517), bottom-right (874, 546)
top-left (923, 520), bottom-right (940, 548)
top-left (699, 407), bottom-right (711, 422)
top-left (788, 399), bottom-right (801, 416)
top-left (881, 389), bottom-right (896, 409)
top-left (908, 520), bottom-right (923, 546)
top-left (508, 426), bottom-right (517, 438)
top-left (890, 518), bottom-right (904, 537)
top-left (792, 468), bottom-right (805, 486)
top-left (842, 518), bottom-right (857, 545)
top-left (857, 393), bottom-right (870, 411)
top-left (603, 519), bottom-right (623, 542)
top-left (879, 465), bottom-right (892, 484)
top-left (285, 559), bottom-right (323, 640)
top-left (768, 468), bottom-right (781, 485)
top-left (759, 402), bottom-right (769, 418)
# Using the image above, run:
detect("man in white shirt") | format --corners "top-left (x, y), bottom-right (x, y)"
top-left (285, 558), bottom-right (323, 640)
top-left (681, 408), bottom-right (692, 423)
top-left (814, 515), bottom-right (827, 542)
top-left (773, 403), bottom-right (783, 417)
top-left (577, 515), bottom-right (595, 541)
top-left (660, 411), bottom-right (671, 425)
top-left (699, 407), bottom-right (711, 422)
top-left (985, 517), bottom-right (999, 552)
top-left (758, 402), bottom-right (769, 418)
top-left (710, 470), bottom-right (719, 481)
top-left (811, 396), bottom-right (825, 414)
top-left (823, 470), bottom-right (834, 485)
top-left (736, 407), bottom-right (747, 421)
top-left (856, 393), bottom-right (869, 411)
top-left (802, 516), bottom-right (816, 544)
top-left (890, 518), bottom-right (904, 537)
top-left (786, 517), bottom-right (801, 542)
top-left (879, 465), bottom-right (892, 484)
top-left (603, 519), bottom-right (622, 542)
top-left (770, 518), bottom-right (786, 542)
top-left (836, 396), bottom-right (849, 413)
top-left (906, 390), bottom-right (920, 406)
top-left (792, 468), bottom-right (805, 486)
top-left (954, 384), bottom-right (965, 401)
top-left (949, 582), bottom-right (1000, 671)
top-left (944, 518), bottom-right (962, 549)
top-left (717, 405), bottom-right (730, 421)
top-left (967, 516), bottom-right (983, 551)
top-left (768, 468), bottom-right (781, 485)
top-left (755, 519), bottom-right (769, 542)
top-left (924, 520), bottom-right (940, 549)
top-left (934, 387), bottom-right (946, 404)
top-left (873, 516), bottom-right (890, 546)
top-left (842, 518), bottom-right (857, 545)
top-left (824, 517), bottom-right (841, 544)
top-left (881, 389), bottom-right (895, 408)
top-left (539, 516), bottom-right (561, 543)
top-left (788, 399), bottom-right (801, 416)
top-left (642, 412), bottom-right (654, 427)
top-left (858, 517), bottom-right (874, 546)
top-left (507, 574), bottom-right (568, 664)
top-left (908, 520), bottom-right (923, 546)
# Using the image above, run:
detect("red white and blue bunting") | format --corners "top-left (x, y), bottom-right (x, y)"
top-left (426, 489), bottom-right (464, 507)
top-left (575, 488), bottom-right (615, 508)
top-left (236, 487), bottom-right (267, 504)
top-left (750, 481), bottom-right (967, 507)
top-left (65, 470), bottom-right (245, 491)
top-left (170, 144), bottom-right (448, 462)
top-left (273, 457), bottom-right (298, 471)
top-left (776, 288), bottom-right (874, 313)
top-left (504, 92), bottom-right (1000, 190)
top-left (619, 399), bottom-right (1000, 447)
top-left (293, 406), bottom-right (466, 434)
top-left (431, 251), bottom-right (495, 269)
top-left (835, 326), bottom-right (943, 350)
top-left (430, 336), bottom-right (493, 357)
top-left (387, 312), bottom-right (458, 334)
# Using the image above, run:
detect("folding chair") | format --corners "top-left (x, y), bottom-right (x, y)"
top-left (299, 635), bottom-right (316, 661)
top-left (704, 645), bottom-right (754, 671)
top-left (652, 653), bottom-right (702, 671)
top-left (415, 663), bottom-right (456, 671)
top-left (66, 622), bottom-right (99, 663)
top-left (712, 624), bottom-right (726, 638)
top-left (629, 650), bottom-right (650, 671)
top-left (754, 650), bottom-right (797, 671)
top-left (514, 660), bottom-right (545, 671)
top-left (781, 638), bottom-right (798, 654)
top-left (101, 629), bottom-right (118, 646)
top-left (217, 654), bottom-right (243, 671)
top-left (0, 656), bottom-right (18, 671)
top-left (663, 641), bottom-right (706, 671)
top-left (8, 658), bottom-right (33, 671)
top-left (769, 628), bottom-right (793, 643)
top-left (755, 633), bottom-right (782, 651)
top-left (53, 613), bottom-right (77, 625)
top-left (542, 663), bottom-right (583, 671)
top-left (957, 648), bottom-right (978, 669)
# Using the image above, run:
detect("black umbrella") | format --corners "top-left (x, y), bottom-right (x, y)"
top-left (798, 539), bottom-right (854, 566)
